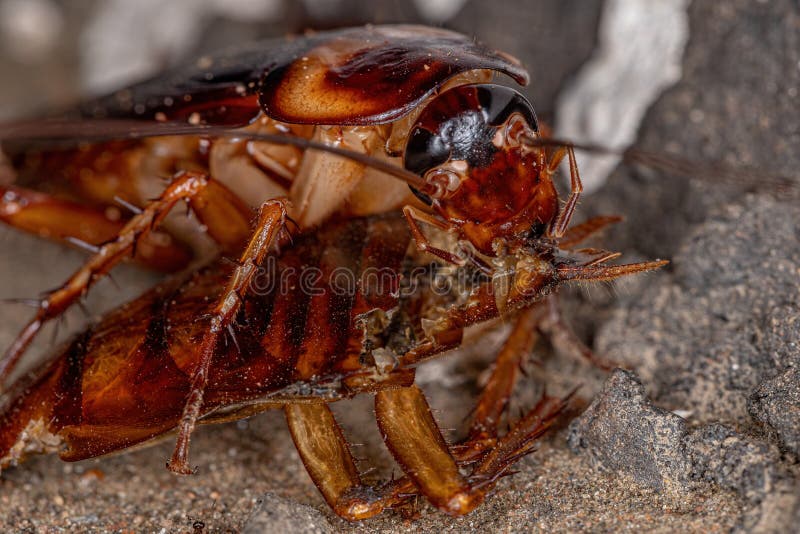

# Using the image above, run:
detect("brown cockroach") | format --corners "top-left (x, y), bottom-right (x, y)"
top-left (0, 25), bottom-right (666, 519)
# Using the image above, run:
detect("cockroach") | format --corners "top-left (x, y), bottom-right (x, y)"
top-left (0, 25), bottom-right (666, 519)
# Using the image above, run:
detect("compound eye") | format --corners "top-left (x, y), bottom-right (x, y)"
top-left (477, 85), bottom-right (538, 132)
top-left (404, 125), bottom-right (450, 177)
top-left (403, 83), bottom-right (538, 172)
top-left (402, 83), bottom-right (539, 203)
top-left (403, 121), bottom-right (451, 204)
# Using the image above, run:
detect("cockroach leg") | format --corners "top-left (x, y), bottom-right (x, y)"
top-left (376, 384), bottom-right (485, 515)
top-left (0, 184), bottom-right (192, 272)
top-left (285, 402), bottom-right (412, 521)
top-left (545, 145), bottom-right (567, 174)
top-left (538, 296), bottom-right (619, 371)
top-left (288, 386), bottom-right (497, 521)
top-left (375, 384), bottom-right (570, 516)
top-left (548, 146), bottom-right (583, 239)
top-left (402, 205), bottom-right (466, 266)
top-left (182, 174), bottom-right (253, 254)
top-left (467, 391), bottom-right (570, 482)
top-left (0, 171), bottom-right (253, 387)
top-left (468, 304), bottom-right (546, 442)
top-left (556, 215), bottom-right (623, 249)
top-left (168, 199), bottom-right (289, 475)
top-left (288, 386), bottom-right (567, 520)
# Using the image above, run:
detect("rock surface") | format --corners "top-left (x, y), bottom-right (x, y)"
top-left (570, 370), bottom-right (800, 532)
top-left (749, 367), bottom-right (800, 458)
top-left (596, 195), bottom-right (800, 424)
top-left (567, 369), bottom-right (691, 493)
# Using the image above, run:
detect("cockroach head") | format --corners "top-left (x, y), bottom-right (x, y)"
top-left (403, 84), bottom-right (539, 204)
top-left (403, 84), bottom-right (560, 254)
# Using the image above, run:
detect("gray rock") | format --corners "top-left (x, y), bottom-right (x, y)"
top-left (760, 305), bottom-right (800, 370)
top-left (567, 369), bottom-right (692, 493)
top-left (686, 423), bottom-right (790, 505)
top-left (739, 488), bottom-right (800, 534)
top-left (596, 195), bottom-right (800, 425)
top-left (570, 371), bottom-right (800, 532)
top-left (243, 493), bottom-right (333, 534)
top-left (749, 367), bottom-right (800, 457)
top-left (685, 424), bottom-right (800, 534)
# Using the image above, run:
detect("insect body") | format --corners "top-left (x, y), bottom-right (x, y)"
top-left (0, 25), bottom-right (666, 520)
top-left (0, 25), bottom-right (528, 382)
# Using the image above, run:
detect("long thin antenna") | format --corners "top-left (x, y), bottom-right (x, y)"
top-left (0, 118), bottom-right (431, 191)
top-left (521, 134), bottom-right (797, 194)
top-left (5, 118), bottom-right (794, 196)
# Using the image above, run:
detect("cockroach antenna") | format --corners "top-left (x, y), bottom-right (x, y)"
top-left (0, 119), bottom-right (432, 192)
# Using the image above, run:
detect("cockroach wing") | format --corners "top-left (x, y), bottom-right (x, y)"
top-left (78, 25), bottom-right (528, 128)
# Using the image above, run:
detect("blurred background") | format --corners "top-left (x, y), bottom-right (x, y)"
top-left (0, 0), bottom-right (602, 120)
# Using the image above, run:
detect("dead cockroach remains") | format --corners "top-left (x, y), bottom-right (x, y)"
top-left (0, 25), bottom-right (665, 520)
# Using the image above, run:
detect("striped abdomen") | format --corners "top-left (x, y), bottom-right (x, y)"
top-left (0, 213), bottom-right (411, 464)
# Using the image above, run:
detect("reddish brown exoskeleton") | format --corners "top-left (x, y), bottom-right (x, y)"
top-left (0, 25), bottom-right (666, 519)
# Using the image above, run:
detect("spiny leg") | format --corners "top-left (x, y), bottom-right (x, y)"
top-left (468, 296), bottom-right (620, 450)
top-left (548, 145), bottom-right (583, 239)
top-left (543, 259), bottom-right (669, 365)
top-left (288, 387), bottom-right (489, 520)
top-left (285, 374), bottom-right (568, 519)
top-left (376, 384), bottom-right (484, 515)
top-left (468, 391), bottom-right (570, 481)
top-left (557, 259), bottom-right (669, 282)
top-left (468, 304), bottom-right (545, 443)
top-left (168, 199), bottom-right (288, 474)
top-left (0, 171), bottom-right (252, 385)
top-left (0, 184), bottom-right (192, 272)
top-left (375, 384), bottom-right (569, 516)
top-left (285, 402), bottom-right (412, 521)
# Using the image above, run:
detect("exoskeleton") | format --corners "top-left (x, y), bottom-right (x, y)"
top-left (0, 25), bottom-right (665, 519)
